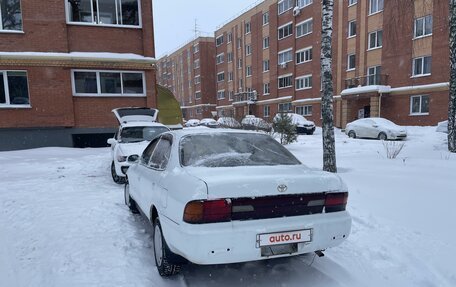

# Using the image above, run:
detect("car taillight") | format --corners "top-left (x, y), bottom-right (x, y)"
top-left (325, 192), bottom-right (348, 213)
top-left (183, 199), bottom-right (232, 224)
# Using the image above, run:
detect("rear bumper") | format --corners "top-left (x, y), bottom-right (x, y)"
top-left (161, 211), bottom-right (351, 265)
top-left (297, 126), bottom-right (316, 134)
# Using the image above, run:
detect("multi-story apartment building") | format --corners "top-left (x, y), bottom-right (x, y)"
top-left (215, 0), bottom-right (449, 128)
top-left (0, 0), bottom-right (157, 150)
top-left (157, 37), bottom-right (216, 120)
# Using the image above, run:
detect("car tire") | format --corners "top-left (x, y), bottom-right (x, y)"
top-left (378, 132), bottom-right (387, 141)
top-left (111, 161), bottom-right (126, 184)
top-left (348, 131), bottom-right (356, 138)
top-left (153, 217), bottom-right (181, 277)
top-left (124, 183), bottom-right (139, 214)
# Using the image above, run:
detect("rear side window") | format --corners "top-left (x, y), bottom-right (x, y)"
top-left (141, 138), bottom-right (160, 165)
top-left (149, 137), bottom-right (172, 170)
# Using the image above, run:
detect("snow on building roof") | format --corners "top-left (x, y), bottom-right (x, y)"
top-left (341, 85), bottom-right (391, 96)
top-left (0, 52), bottom-right (156, 64)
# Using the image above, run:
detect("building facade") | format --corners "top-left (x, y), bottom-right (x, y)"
top-left (214, 0), bottom-right (449, 128)
top-left (0, 0), bottom-right (157, 150)
top-left (157, 37), bottom-right (216, 120)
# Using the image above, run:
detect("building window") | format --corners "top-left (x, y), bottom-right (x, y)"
top-left (368, 30), bottom-right (383, 49)
top-left (263, 83), bottom-right (270, 95)
top-left (410, 95), bottom-right (429, 115)
top-left (296, 0), bottom-right (313, 8)
top-left (263, 36), bottom-right (270, 49)
top-left (296, 47), bottom-right (312, 64)
top-left (227, 52), bottom-right (233, 63)
top-left (227, 32), bottom-right (232, 43)
top-left (237, 38), bottom-right (242, 49)
top-left (196, 107), bottom-right (202, 114)
top-left (412, 56), bottom-right (432, 76)
top-left (263, 12), bottom-right (269, 25)
top-left (229, 91), bottom-right (234, 101)
top-left (367, 66), bottom-right (381, 85)
top-left (66, 0), bottom-right (140, 27)
top-left (246, 44), bottom-right (252, 56)
top-left (246, 66), bottom-right (252, 77)
top-left (245, 21), bottom-right (251, 34)
top-left (414, 15), bottom-right (433, 38)
top-left (72, 70), bottom-right (145, 96)
top-left (228, 72), bottom-right (233, 82)
top-left (278, 0), bottom-right (293, 15)
top-left (264, 105), bottom-right (271, 117)
top-left (296, 18), bottom-right (313, 38)
top-left (263, 60), bottom-right (270, 72)
top-left (348, 20), bottom-right (356, 37)
top-left (216, 53), bottom-right (224, 65)
top-left (278, 103), bottom-right (292, 112)
top-left (217, 72), bottom-right (225, 82)
top-left (195, 91), bottom-right (201, 99)
top-left (278, 22), bottom-right (293, 40)
top-left (369, 0), bottom-right (383, 15)
top-left (194, 75), bottom-right (201, 84)
top-left (217, 90), bottom-right (226, 100)
top-left (216, 35), bottom-right (224, 46)
top-left (278, 74), bottom-right (293, 89)
top-left (238, 59), bottom-right (243, 69)
top-left (0, 0), bottom-right (23, 31)
top-left (347, 54), bottom-right (356, 71)
top-left (0, 71), bottom-right (29, 106)
top-left (193, 43), bottom-right (199, 53)
top-left (295, 75), bottom-right (312, 90)
top-left (296, 105), bottom-right (313, 116)
top-left (278, 48), bottom-right (293, 65)
top-left (239, 79), bottom-right (243, 90)
top-left (194, 59), bottom-right (200, 69)
top-left (348, 0), bottom-right (357, 6)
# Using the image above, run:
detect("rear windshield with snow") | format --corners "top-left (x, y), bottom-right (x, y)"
top-left (120, 126), bottom-right (169, 143)
top-left (180, 133), bottom-right (301, 167)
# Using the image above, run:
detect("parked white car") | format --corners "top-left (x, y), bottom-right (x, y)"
top-left (241, 115), bottom-right (272, 132)
top-left (125, 129), bottom-right (352, 276)
top-left (107, 108), bottom-right (170, 184)
top-left (184, 119), bottom-right (200, 127)
top-left (345, 117), bottom-right (407, 140)
top-left (217, 117), bottom-right (242, 128)
top-left (198, 118), bottom-right (219, 128)
top-left (274, 113), bottom-right (316, 135)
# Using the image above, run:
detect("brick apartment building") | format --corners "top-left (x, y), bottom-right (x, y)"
top-left (157, 37), bottom-right (216, 120)
top-left (214, 0), bottom-right (450, 128)
top-left (0, 0), bottom-right (157, 151)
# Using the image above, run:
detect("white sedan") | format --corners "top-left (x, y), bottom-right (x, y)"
top-left (107, 108), bottom-right (170, 184)
top-left (345, 117), bottom-right (407, 140)
top-left (125, 129), bottom-right (352, 276)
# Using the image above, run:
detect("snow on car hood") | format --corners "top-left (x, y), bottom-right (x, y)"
top-left (118, 141), bottom-right (150, 157)
top-left (184, 165), bottom-right (347, 199)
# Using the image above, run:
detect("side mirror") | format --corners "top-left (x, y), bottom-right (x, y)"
top-left (107, 138), bottom-right (117, 145)
top-left (127, 154), bottom-right (140, 163)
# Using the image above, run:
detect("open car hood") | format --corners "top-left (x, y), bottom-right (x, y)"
top-left (112, 107), bottom-right (159, 124)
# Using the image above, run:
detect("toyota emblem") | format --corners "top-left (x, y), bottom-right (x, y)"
top-left (277, 184), bottom-right (288, 193)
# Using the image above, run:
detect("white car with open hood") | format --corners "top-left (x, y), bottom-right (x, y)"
top-left (124, 129), bottom-right (352, 276)
top-left (107, 107), bottom-right (170, 184)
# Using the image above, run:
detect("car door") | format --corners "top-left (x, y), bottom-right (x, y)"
top-left (137, 135), bottom-right (173, 219)
top-left (129, 137), bottom-right (161, 213)
top-left (364, 119), bottom-right (378, 138)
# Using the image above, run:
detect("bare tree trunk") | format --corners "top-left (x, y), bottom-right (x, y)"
top-left (320, 0), bottom-right (337, 172)
top-left (449, 0), bottom-right (456, 152)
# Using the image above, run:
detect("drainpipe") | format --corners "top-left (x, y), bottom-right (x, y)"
top-left (379, 93), bottom-right (382, 117)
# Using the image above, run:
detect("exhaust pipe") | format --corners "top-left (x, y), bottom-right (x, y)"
top-left (315, 250), bottom-right (325, 257)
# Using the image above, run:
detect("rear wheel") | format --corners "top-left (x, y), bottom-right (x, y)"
top-left (153, 218), bottom-right (181, 277)
top-left (124, 183), bottom-right (139, 214)
top-left (348, 131), bottom-right (356, 138)
top-left (111, 161), bottom-right (126, 184)
top-left (378, 132), bottom-right (387, 141)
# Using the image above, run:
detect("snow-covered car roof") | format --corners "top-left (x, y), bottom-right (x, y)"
top-left (349, 117), bottom-right (400, 127)
top-left (120, 121), bottom-right (168, 129)
top-left (274, 113), bottom-right (314, 125)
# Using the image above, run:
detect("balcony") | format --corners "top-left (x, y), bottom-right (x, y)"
top-left (234, 91), bottom-right (257, 103)
top-left (344, 74), bottom-right (389, 89)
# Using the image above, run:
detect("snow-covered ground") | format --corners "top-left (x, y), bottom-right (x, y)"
top-left (0, 127), bottom-right (455, 287)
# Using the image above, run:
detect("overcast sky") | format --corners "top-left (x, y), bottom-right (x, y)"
top-left (153, 0), bottom-right (261, 58)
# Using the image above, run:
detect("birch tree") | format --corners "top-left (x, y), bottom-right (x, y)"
top-left (320, 0), bottom-right (337, 172)
top-left (449, 0), bottom-right (456, 152)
